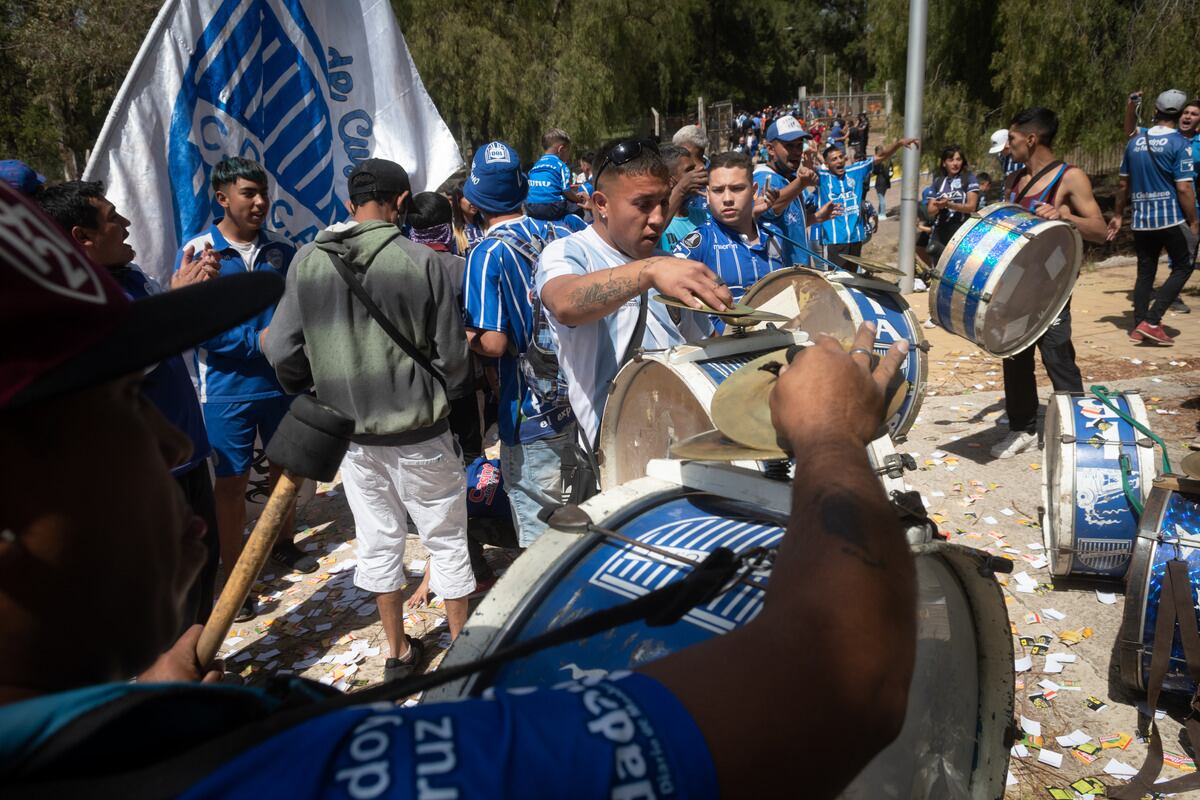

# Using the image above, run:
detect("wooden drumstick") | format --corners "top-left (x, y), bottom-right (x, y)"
top-left (197, 395), bottom-right (354, 669)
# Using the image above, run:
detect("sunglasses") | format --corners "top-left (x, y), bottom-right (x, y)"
top-left (593, 138), bottom-right (660, 185)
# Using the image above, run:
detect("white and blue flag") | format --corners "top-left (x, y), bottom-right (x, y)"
top-left (84, 0), bottom-right (462, 285)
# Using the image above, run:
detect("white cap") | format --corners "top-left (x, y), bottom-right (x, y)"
top-left (988, 129), bottom-right (1008, 155)
top-left (1156, 89), bottom-right (1188, 115)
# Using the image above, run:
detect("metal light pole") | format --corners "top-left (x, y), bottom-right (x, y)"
top-left (897, 0), bottom-right (928, 294)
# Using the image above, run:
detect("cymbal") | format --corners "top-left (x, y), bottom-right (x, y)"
top-left (840, 254), bottom-right (905, 277)
top-left (1182, 451), bottom-right (1200, 480)
top-left (710, 349), bottom-right (793, 452)
top-left (653, 294), bottom-right (791, 322)
top-left (670, 428), bottom-right (789, 461)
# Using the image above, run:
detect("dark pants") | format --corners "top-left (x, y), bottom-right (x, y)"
top-left (525, 201), bottom-right (570, 222)
top-left (448, 392), bottom-right (483, 462)
top-left (824, 241), bottom-right (863, 271)
top-left (467, 516), bottom-right (518, 581)
top-left (1133, 224), bottom-right (1197, 325)
top-left (176, 465), bottom-right (220, 627)
top-left (1002, 304), bottom-right (1083, 433)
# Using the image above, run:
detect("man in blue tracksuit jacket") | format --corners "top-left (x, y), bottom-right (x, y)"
top-left (175, 157), bottom-right (314, 621)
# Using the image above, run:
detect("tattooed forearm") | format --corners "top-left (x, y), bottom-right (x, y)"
top-left (817, 491), bottom-right (889, 570)
top-left (567, 269), bottom-right (638, 314)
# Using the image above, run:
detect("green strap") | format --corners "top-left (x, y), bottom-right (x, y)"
top-left (1089, 385), bottom-right (1172, 474)
top-left (1118, 453), bottom-right (1144, 516)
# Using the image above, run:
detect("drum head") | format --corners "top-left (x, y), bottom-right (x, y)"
top-left (980, 221), bottom-right (1079, 356)
top-left (599, 359), bottom-right (714, 487)
top-left (742, 268), bottom-right (856, 342)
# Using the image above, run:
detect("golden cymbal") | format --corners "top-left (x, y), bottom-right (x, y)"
top-left (1182, 451), bottom-right (1200, 480)
top-left (840, 254), bottom-right (905, 277)
top-left (653, 294), bottom-right (791, 322)
top-left (710, 349), bottom-right (793, 452)
top-left (670, 428), bottom-right (789, 461)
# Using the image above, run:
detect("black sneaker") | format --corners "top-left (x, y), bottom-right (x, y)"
top-left (1171, 298), bottom-right (1190, 314)
top-left (271, 540), bottom-right (319, 574)
top-left (234, 596), bottom-right (257, 622)
top-left (383, 635), bottom-right (425, 683)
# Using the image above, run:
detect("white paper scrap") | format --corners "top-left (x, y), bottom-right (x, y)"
top-left (1096, 591), bottom-right (1118, 605)
top-left (1042, 608), bottom-right (1067, 621)
top-left (1056, 729), bottom-right (1092, 747)
top-left (1103, 758), bottom-right (1139, 778)
top-left (1015, 655), bottom-right (1033, 672)
top-left (1038, 748), bottom-right (1063, 768)
top-left (1001, 508), bottom-right (1015, 516)
top-left (1011, 743), bottom-right (1030, 758)
top-left (1019, 715), bottom-right (1042, 736)
top-left (983, 515), bottom-right (999, 525)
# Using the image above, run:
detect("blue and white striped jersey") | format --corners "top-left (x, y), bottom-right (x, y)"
top-left (752, 164), bottom-right (814, 256)
top-left (175, 222), bottom-right (294, 403)
top-left (817, 159), bottom-right (874, 245)
top-left (526, 154), bottom-right (572, 204)
top-left (670, 218), bottom-right (792, 303)
top-left (1120, 126), bottom-right (1196, 230)
top-left (463, 215), bottom-right (574, 445)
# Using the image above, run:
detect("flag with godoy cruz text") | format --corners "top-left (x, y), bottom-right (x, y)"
top-left (85, 0), bottom-right (462, 284)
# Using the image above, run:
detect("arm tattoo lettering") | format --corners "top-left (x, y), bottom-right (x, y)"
top-left (817, 491), bottom-right (888, 570)
top-left (567, 269), bottom-right (637, 314)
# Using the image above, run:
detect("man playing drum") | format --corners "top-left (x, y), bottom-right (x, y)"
top-left (990, 107), bottom-right (1108, 459)
top-left (0, 180), bottom-right (917, 798)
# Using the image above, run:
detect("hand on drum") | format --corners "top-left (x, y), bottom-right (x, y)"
top-left (769, 322), bottom-right (909, 449)
top-left (1032, 201), bottom-right (1063, 221)
top-left (644, 256), bottom-right (733, 312)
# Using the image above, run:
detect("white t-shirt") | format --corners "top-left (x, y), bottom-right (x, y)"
top-left (537, 226), bottom-right (711, 444)
top-left (227, 238), bottom-right (260, 271)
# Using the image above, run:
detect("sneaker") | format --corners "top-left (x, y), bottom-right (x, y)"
top-left (990, 430), bottom-right (1038, 459)
top-left (1134, 321), bottom-right (1175, 344)
top-left (913, 278), bottom-right (928, 293)
top-left (383, 635), bottom-right (425, 683)
top-left (271, 540), bottom-right (319, 574)
top-left (1129, 326), bottom-right (1144, 343)
top-left (234, 596), bottom-right (257, 623)
top-left (1171, 298), bottom-right (1190, 314)
top-left (922, 317), bottom-right (937, 329)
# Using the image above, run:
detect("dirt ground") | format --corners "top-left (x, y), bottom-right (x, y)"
top-left (214, 204), bottom-right (1199, 796)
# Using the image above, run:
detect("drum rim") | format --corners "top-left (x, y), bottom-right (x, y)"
top-left (928, 204), bottom-right (1083, 357)
top-left (1116, 486), bottom-right (1175, 693)
top-left (1044, 393), bottom-right (1074, 577)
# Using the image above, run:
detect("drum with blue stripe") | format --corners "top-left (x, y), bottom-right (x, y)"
top-left (741, 268), bottom-right (927, 440)
top-left (428, 464), bottom-right (1013, 797)
top-left (598, 329), bottom-right (810, 488)
top-left (1042, 391), bottom-right (1158, 578)
top-left (929, 203), bottom-right (1081, 358)
top-left (1118, 483), bottom-right (1200, 694)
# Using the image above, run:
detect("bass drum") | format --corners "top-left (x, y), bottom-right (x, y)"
top-left (1041, 391), bottom-right (1158, 578)
top-left (929, 203), bottom-right (1081, 358)
top-left (741, 268), bottom-right (927, 441)
top-left (429, 463), bottom-right (1012, 798)
top-left (598, 328), bottom-right (807, 488)
top-left (1118, 482), bottom-right (1200, 694)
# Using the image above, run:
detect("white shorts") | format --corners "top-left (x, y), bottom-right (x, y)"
top-left (340, 431), bottom-right (475, 599)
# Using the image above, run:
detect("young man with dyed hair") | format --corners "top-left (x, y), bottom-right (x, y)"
top-left (176, 156), bottom-right (313, 622)
top-left (526, 127), bottom-right (588, 230)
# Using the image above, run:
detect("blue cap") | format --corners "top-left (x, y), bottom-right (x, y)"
top-left (765, 115), bottom-right (811, 143)
top-left (0, 161), bottom-right (46, 196)
top-left (464, 141), bottom-right (527, 214)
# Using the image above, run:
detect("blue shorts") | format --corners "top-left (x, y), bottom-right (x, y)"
top-left (203, 396), bottom-right (293, 478)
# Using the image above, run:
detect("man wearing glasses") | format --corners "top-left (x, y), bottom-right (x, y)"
top-left (537, 138), bottom-right (732, 447)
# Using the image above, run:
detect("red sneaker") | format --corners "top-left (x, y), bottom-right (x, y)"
top-left (1135, 321), bottom-right (1175, 344)
top-left (1129, 327), bottom-right (1144, 343)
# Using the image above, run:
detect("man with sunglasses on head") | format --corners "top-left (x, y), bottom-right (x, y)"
top-left (537, 138), bottom-right (731, 448)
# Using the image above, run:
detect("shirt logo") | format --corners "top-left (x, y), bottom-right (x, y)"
top-left (485, 142), bottom-right (511, 164)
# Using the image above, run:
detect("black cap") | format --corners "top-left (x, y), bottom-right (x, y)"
top-left (347, 158), bottom-right (412, 199)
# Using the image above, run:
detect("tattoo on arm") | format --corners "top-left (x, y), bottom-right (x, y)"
top-left (817, 491), bottom-right (888, 570)
top-left (567, 269), bottom-right (638, 314)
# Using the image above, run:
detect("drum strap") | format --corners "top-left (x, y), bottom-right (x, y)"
top-left (1112, 558), bottom-right (1200, 798)
top-left (1011, 160), bottom-right (1064, 205)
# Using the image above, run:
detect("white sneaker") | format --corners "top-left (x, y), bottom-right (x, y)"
top-left (990, 430), bottom-right (1038, 459)
top-left (913, 278), bottom-right (928, 292)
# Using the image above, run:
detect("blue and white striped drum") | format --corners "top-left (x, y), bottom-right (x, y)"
top-left (428, 467), bottom-right (1013, 797)
top-left (1118, 484), bottom-right (1200, 694)
top-left (930, 203), bottom-right (1081, 358)
top-left (598, 329), bottom-right (811, 488)
top-left (741, 268), bottom-right (927, 440)
top-left (1042, 391), bottom-right (1158, 578)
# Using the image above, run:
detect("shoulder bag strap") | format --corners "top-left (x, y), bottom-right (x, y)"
top-left (325, 248), bottom-right (446, 393)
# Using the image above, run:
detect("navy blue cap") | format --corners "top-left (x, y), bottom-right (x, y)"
top-left (464, 141), bottom-right (527, 214)
top-left (0, 161), bottom-right (46, 196)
